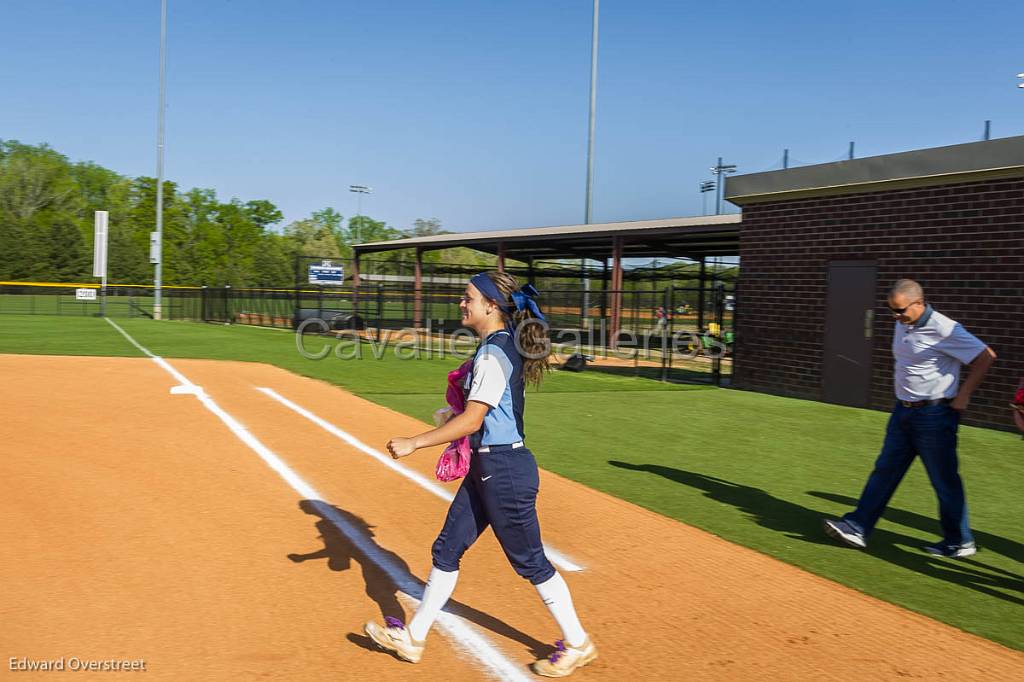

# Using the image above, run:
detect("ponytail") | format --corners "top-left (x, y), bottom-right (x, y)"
top-left (475, 271), bottom-right (550, 387)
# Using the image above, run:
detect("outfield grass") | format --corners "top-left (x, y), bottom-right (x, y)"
top-left (2, 314), bottom-right (1021, 650)
top-left (0, 315), bottom-right (149, 356)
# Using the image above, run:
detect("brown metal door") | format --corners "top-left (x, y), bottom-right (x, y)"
top-left (822, 261), bottom-right (877, 407)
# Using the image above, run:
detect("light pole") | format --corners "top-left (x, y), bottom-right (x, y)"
top-left (153, 0), bottom-right (167, 319)
top-left (1017, 72), bottom-right (1024, 88)
top-left (584, 0), bottom-right (599, 226)
top-left (349, 184), bottom-right (372, 244)
top-left (582, 0), bottom-right (600, 317)
top-left (699, 180), bottom-right (715, 216)
top-left (710, 158), bottom-right (737, 215)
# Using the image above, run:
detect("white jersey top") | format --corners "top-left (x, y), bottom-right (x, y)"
top-left (891, 305), bottom-right (986, 401)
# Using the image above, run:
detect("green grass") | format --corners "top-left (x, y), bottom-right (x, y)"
top-left (0, 314), bottom-right (148, 356)
top-left (0, 315), bottom-right (699, 396)
top-left (2, 314), bottom-right (1022, 650)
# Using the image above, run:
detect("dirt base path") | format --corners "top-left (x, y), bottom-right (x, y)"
top-left (1, 354), bottom-right (1021, 681)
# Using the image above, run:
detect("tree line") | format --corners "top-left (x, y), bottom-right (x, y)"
top-left (0, 139), bottom-right (493, 287)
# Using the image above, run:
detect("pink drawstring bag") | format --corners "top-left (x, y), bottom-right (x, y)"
top-left (435, 360), bottom-right (473, 482)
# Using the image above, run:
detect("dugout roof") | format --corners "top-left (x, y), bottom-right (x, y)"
top-left (353, 214), bottom-right (741, 261)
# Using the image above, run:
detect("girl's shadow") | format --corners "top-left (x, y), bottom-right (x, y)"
top-left (287, 499), bottom-right (551, 659)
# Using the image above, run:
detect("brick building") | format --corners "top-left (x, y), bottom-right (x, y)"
top-left (726, 136), bottom-right (1023, 431)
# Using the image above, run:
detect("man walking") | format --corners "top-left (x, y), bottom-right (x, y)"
top-left (823, 279), bottom-right (996, 558)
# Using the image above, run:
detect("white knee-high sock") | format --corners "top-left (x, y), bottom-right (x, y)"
top-left (408, 568), bottom-right (459, 642)
top-left (535, 572), bottom-right (587, 648)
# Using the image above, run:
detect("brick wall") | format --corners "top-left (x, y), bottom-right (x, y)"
top-left (734, 176), bottom-right (1024, 431)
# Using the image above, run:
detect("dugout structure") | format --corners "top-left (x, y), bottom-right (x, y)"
top-left (351, 215), bottom-right (740, 384)
top-left (726, 134), bottom-right (1024, 431)
top-left (351, 215), bottom-right (739, 336)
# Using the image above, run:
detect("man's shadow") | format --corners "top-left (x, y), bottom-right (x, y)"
top-left (608, 461), bottom-right (833, 543)
top-left (608, 461), bottom-right (1024, 606)
top-left (287, 499), bottom-right (550, 659)
top-left (808, 491), bottom-right (1024, 565)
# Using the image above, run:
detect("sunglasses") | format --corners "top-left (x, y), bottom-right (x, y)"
top-left (888, 300), bottom-right (922, 315)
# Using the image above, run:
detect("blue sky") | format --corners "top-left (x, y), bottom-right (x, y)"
top-left (2, 1), bottom-right (1022, 233)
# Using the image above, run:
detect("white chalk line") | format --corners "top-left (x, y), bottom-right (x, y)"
top-left (103, 318), bottom-right (531, 682)
top-left (255, 386), bottom-right (585, 573)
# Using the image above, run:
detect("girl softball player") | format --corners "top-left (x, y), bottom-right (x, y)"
top-left (364, 271), bottom-right (596, 678)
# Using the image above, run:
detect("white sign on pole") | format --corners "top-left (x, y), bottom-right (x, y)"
top-left (93, 211), bottom-right (108, 278)
top-left (149, 231), bottom-right (161, 264)
top-left (308, 260), bottom-right (345, 285)
top-left (76, 288), bottom-right (98, 301)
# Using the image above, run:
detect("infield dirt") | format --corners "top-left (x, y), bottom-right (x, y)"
top-left (2, 354), bottom-right (1021, 680)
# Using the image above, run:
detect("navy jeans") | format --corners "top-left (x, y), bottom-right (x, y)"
top-left (845, 401), bottom-right (973, 545)
top-left (431, 444), bottom-right (556, 585)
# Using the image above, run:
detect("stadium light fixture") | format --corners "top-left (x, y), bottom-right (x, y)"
top-left (349, 185), bottom-right (372, 244)
top-left (699, 180), bottom-right (716, 216)
top-left (710, 159), bottom-right (738, 215)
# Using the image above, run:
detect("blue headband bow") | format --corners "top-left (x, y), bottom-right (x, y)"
top-left (511, 283), bottom-right (545, 322)
top-left (469, 274), bottom-right (546, 322)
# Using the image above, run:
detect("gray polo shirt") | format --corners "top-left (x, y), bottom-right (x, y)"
top-left (892, 305), bottom-right (986, 401)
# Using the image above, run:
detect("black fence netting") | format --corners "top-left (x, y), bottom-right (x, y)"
top-left (1, 266), bottom-right (736, 386)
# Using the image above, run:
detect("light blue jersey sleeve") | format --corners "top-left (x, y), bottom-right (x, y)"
top-left (467, 346), bottom-right (511, 407)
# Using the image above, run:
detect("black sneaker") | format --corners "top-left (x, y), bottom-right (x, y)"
top-left (823, 518), bottom-right (867, 549)
top-left (923, 541), bottom-right (977, 558)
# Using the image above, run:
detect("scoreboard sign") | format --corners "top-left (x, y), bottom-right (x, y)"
top-left (308, 260), bottom-right (345, 286)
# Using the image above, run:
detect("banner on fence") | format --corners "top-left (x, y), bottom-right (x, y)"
top-left (308, 260), bottom-right (345, 286)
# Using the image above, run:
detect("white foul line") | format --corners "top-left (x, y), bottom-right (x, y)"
top-left (103, 318), bottom-right (531, 682)
top-left (255, 386), bottom-right (584, 573)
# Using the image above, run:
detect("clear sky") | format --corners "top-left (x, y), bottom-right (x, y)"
top-left (2, 1), bottom-right (1022, 233)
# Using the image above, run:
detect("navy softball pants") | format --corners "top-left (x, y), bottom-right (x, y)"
top-left (431, 444), bottom-right (556, 585)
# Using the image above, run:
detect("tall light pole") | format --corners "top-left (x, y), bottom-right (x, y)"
top-left (153, 0), bottom-right (167, 319)
top-left (584, 0), bottom-right (599, 226)
top-left (710, 158), bottom-right (736, 215)
top-left (582, 0), bottom-right (599, 316)
top-left (349, 184), bottom-right (372, 245)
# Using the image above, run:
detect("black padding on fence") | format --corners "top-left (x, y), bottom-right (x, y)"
top-left (292, 308), bottom-right (365, 331)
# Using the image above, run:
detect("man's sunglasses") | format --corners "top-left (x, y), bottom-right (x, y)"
top-left (889, 300), bottom-right (922, 315)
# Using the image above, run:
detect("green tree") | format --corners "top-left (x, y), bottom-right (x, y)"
top-left (284, 207), bottom-right (347, 258)
top-left (108, 176), bottom-right (180, 284)
top-left (0, 140), bottom-right (84, 280)
top-left (409, 217), bottom-right (445, 237)
top-left (0, 141), bottom-right (78, 224)
top-left (213, 199), bottom-right (262, 286)
top-left (350, 215), bottom-right (401, 247)
top-left (1, 140), bottom-right (460, 288)
top-left (33, 220), bottom-right (89, 281)
top-left (175, 188), bottom-right (220, 285)
top-left (253, 232), bottom-right (294, 287)
top-left (244, 199), bottom-right (284, 230)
